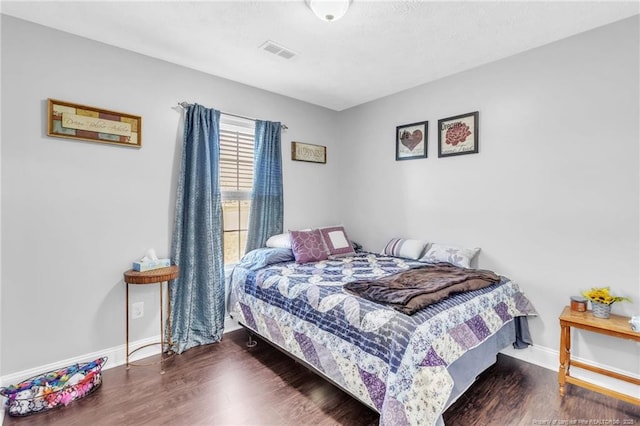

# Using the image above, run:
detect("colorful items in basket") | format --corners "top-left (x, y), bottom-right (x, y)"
top-left (0, 357), bottom-right (107, 416)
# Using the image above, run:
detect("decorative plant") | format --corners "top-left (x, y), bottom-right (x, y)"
top-left (582, 287), bottom-right (632, 305)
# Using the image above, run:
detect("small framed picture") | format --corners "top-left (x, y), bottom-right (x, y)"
top-left (438, 111), bottom-right (478, 158)
top-left (291, 141), bottom-right (326, 164)
top-left (396, 121), bottom-right (428, 161)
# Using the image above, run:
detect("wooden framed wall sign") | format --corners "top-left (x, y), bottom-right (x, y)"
top-left (291, 141), bottom-right (326, 164)
top-left (47, 99), bottom-right (142, 148)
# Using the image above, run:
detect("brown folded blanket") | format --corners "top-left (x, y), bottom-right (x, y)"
top-left (343, 263), bottom-right (501, 315)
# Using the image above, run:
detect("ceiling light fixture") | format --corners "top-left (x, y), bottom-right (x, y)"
top-left (306, 0), bottom-right (352, 22)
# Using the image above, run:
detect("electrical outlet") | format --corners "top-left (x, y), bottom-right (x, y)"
top-left (131, 302), bottom-right (144, 319)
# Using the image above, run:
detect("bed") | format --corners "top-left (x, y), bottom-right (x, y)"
top-left (228, 247), bottom-right (535, 426)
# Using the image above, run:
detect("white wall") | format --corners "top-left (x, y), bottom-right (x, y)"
top-left (2, 14), bottom-right (639, 380)
top-left (336, 16), bottom-right (640, 374)
top-left (0, 16), bottom-right (341, 375)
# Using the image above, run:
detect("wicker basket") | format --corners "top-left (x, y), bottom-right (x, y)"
top-left (0, 357), bottom-right (106, 417)
top-left (592, 302), bottom-right (611, 319)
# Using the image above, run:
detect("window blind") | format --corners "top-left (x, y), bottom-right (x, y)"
top-left (220, 128), bottom-right (254, 195)
top-left (219, 115), bottom-right (255, 265)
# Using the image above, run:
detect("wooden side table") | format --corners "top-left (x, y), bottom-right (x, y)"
top-left (123, 265), bottom-right (179, 373)
top-left (558, 306), bottom-right (640, 405)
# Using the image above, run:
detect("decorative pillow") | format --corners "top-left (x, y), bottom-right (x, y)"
top-left (419, 243), bottom-right (480, 268)
top-left (381, 238), bottom-right (427, 260)
top-left (289, 229), bottom-right (329, 263)
top-left (265, 233), bottom-right (292, 249)
top-left (238, 248), bottom-right (294, 271)
top-left (319, 226), bottom-right (356, 256)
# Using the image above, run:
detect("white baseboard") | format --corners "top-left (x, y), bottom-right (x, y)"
top-left (500, 344), bottom-right (640, 399)
top-left (0, 334), bottom-right (163, 425)
top-left (1, 334), bottom-right (162, 388)
top-left (0, 316), bottom-right (242, 424)
top-left (224, 315), bottom-right (241, 333)
top-left (2, 323), bottom-right (636, 422)
top-left (1, 316), bottom-right (242, 388)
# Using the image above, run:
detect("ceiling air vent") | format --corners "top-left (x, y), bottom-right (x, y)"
top-left (259, 40), bottom-right (297, 60)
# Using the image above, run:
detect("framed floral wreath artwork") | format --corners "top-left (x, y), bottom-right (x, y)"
top-left (438, 111), bottom-right (478, 157)
top-left (396, 121), bottom-right (428, 161)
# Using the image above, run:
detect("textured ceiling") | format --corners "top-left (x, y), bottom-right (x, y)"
top-left (2, 1), bottom-right (638, 111)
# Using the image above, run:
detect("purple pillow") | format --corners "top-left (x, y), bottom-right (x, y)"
top-left (289, 229), bottom-right (329, 263)
top-left (319, 226), bottom-right (356, 256)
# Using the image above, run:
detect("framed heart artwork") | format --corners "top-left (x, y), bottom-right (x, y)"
top-left (396, 121), bottom-right (428, 161)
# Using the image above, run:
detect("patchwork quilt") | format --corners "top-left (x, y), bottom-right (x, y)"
top-left (229, 252), bottom-right (535, 425)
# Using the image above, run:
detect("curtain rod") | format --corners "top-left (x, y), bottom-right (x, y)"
top-left (178, 102), bottom-right (288, 130)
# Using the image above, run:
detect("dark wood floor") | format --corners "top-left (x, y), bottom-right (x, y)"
top-left (4, 329), bottom-right (639, 425)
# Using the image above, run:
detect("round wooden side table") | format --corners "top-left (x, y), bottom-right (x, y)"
top-left (123, 265), bottom-right (179, 373)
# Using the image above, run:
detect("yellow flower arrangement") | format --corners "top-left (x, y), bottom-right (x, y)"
top-left (581, 287), bottom-right (632, 305)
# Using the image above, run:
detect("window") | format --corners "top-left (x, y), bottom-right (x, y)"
top-left (220, 115), bottom-right (255, 265)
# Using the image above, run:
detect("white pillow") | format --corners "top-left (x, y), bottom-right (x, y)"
top-left (419, 243), bottom-right (480, 268)
top-left (265, 233), bottom-right (291, 249)
top-left (381, 238), bottom-right (427, 260)
top-left (266, 229), bottom-right (312, 249)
